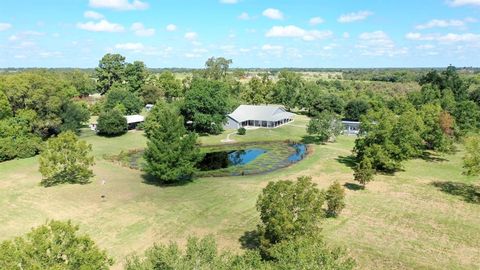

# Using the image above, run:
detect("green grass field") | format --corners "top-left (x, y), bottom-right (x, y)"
top-left (1, 115), bottom-right (479, 269)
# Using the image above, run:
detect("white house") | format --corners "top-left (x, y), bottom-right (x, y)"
top-left (224, 105), bottom-right (295, 129)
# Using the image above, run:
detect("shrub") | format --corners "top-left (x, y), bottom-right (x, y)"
top-left (39, 131), bottom-right (94, 187)
top-left (326, 181), bottom-right (346, 217)
top-left (238, 127), bottom-right (246, 135)
top-left (97, 109), bottom-right (127, 136)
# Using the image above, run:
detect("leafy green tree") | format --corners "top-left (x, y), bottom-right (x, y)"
top-left (463, 136), bottom-right (480, 176)
top-left (125, 61), bottom-right (148, 93)
top-left (95, 53), bottom-right (126, 95)
top-left (60, 101), bottom-right (90, 132)
top-left (157, 71), bottom-right (183, 102)
top-left (344, 99), bottom-right (369, 121)
top-left (63, 69), bottom-right (96, 97)
top-left (0, 220), bottom-right (113, 269)
top-left (453, 100), bottom-right (480, 133)
top-left (140, 84), bottom-right (163, 104)
top-left (420, 104), bottom-right (454, 152)
top-left (469, 87), bottom-right (480, 107)
top-left (390, 108), bottom-right (425, 161)
top-left (309, 92), bottom-right (345, 116)
top-left (0, 90), bottom-right (12, 120)
top-left (326, 181), bottom-right (346, 217)
top-left (296, 82), bottom-right (321, 115)
top-left (268, 233), bottom-right (355, 270)
top-left (307, 111), bottom-right (343, 143)
top-left (256, 176), bottom-right (325, 251)
top-left (104, 85), bottom-right (143, 115)
top-left (97, 109), bottom-right (127, 136)
top-left (144, 103), bottom-right (201, 183)
top-left (353, 157), bottom-right (375, 188)
top-left (39, 131), bottom-right (94, 187)
top-left (0, 110), bottom-right (42, 161)
top-left (204, 57), bottom-right (233, 80)
top-left (181, 78), bottom-right (230, 134)
top-left (273, 71), bottom-right (304, 110)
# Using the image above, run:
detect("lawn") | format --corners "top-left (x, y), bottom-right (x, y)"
top-left (1, 115), bottom-right (479, 269)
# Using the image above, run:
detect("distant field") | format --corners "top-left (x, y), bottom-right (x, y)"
top-left (1, 114), bottom-right (479, 269)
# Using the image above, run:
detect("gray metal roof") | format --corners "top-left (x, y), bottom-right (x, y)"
top-left (228, 105), bottom-right (295, 122)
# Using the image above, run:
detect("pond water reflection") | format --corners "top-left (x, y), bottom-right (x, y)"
top-left (197, 148), bottom-right (267, 171)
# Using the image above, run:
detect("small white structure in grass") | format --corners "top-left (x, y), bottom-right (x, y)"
top-left (342, 120), bottom-right (360, 135)
top-left (224, 105), bottom-right (295, 130)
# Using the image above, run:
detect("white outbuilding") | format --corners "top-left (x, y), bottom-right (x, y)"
top-left (224, 105), bottom-right (295, 129)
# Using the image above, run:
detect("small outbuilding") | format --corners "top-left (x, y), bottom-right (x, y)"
top-left (125, 115), bottom-right (145, 130)
top-left (342, 120), bottom-right (360, 135)
top-left (225, 105), bottom-right (295, 129)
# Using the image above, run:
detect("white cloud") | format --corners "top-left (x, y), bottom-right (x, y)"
top-left (266, 25), bottom-right (332, 41)
top-left (415, 18), bottom-right (476, 30)
top-left (338, 11), bottom-right (373, 23)
top-left (184, 32), bottom-right (198, 41)
top-left (262, 44), bottom-right (283, 52)
top-left (131, 22), bottom-right (155, 36)
top-left (115, 42), bottom-right (144, 51)
top-left (343, 32), bottom-right (350, 38)
top-left (77, 20), bottom-right (124, 32)
top-left (166, 24), bottom-right (177, 31)
top-left (309, 17), bottom-right (324, 25)
top-left (406, 32), bottom-right (480, 43)
top-left (356, 31), bottom-right (407, 56)
top-left (0, 23), bottom-right (12, 31)
top-left (263, 8), bottom-right (284, 20)
top-left (416, 44), bottom-right (435, 50)
top-left (84, 11), bottom-right (104, 20)
top-left (89, 0), bottom-right (149, 10)
top-left (238, 12), bottom-right (250, 20)
top-left (220, 0), bottom-right (238, 3)
top-left (449, 0), bottom-right (480, 6)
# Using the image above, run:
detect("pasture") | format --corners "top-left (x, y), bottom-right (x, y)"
top-left (1, 115), bottom-right (479, 269)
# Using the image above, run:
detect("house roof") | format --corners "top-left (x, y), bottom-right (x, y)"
top-left (228, 105), bottom-right (294, 123)
top-left (125, 115), bottom-right (145, 124)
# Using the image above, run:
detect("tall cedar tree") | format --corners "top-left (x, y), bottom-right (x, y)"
top-left (144, 103), bottom-right (201, 183)
top-left (39, 131), bottom-right (94, 187)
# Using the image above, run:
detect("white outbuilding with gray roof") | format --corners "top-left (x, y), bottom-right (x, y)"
top-left (224, 105), bottom-right (295, 129)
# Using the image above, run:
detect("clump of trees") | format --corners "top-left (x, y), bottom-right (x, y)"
top-left (143, 102), bottom-right (201, 183)
top-left (0, 220), bottom-right (113, 269)
top-left (39, 131), bottom-right (94, 187)
top-left (307, 111), bottom-right (343, 143)
top-left (126, 176), bottom-right (354, 269)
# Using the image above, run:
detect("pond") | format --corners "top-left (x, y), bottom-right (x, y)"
top-left (105, 142), bottom-right (309, 177)
top-left (197, 148), bottom-right (267, 171)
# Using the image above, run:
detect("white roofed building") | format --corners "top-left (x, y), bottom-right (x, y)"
top-left (224, 105), bottom-right (295, 129)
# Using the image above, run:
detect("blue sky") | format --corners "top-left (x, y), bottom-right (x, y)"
top-left (0, 0), bottom-right (479, 68)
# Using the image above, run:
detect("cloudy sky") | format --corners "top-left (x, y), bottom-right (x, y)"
top-left (0, 0), bottom-right (479, 68)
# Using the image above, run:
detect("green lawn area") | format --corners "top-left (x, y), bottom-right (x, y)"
top-left (1, 115), bottom-right (479, 269)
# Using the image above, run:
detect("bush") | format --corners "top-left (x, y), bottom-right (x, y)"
top-left (39, 131), bottom-right (94, 187)
top-left (326, 181), bottom-right (346, 217)
top-left (97, 109), bottom-right (127, 136)
top-left (238, 127), bottom-right (246, 135)
top-left (0, 220), bottom-right (113, 269)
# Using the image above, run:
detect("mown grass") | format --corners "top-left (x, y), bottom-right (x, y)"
top-left (1, 115), bottom-right (479, 269)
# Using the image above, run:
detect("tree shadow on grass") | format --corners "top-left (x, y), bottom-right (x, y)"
top-left (336, 155), bottom-right (357, 169)
top-left (140, 173), bottom-right (192, 188)
top-left (301, 135), bottom-right (326, 145)
top-left (431, 181), bottom-right (480, 204)
top-left (420, 151), bottom-right (448, 163)
top-left (343, 182), bottom-right (364, 191)
top-left (239, 230), bottom-right (260, 250)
